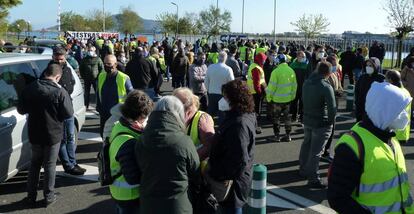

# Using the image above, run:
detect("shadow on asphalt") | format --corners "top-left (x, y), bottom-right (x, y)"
top-left (76, 142), bottom-right (102, 154)
top-left (67, 198), bottom-right (116, 214)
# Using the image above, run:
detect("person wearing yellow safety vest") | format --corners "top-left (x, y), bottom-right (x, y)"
top-left (173, 88), bottom-right (215, 161)
top-left (247, 52), bottom-right (268, 134)
top-left (109, 90), bottom-right (153, 214)
top-left (97, 55), bottom-right (133, 138)
top-left (384, 69), bottom-right (412, 144)
top-left (207, 43), bottom-right (220, 65)
top-left (328, 81), bottom-right (414, 214)
top-left (266, 54), bottom-right (297, 142)
top-left (238, 40), bottom-right (248, 62)
top-left (96, 36), bottom-right (104, 50)
top-left (255, 42), bottom-right (267, 56)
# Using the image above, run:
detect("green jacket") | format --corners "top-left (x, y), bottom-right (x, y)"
top-left (135, 111), bottom-right (200, 214)
top-left (80, 56), bottom-right (104, 81)
top-left (302, 72), bottom-right (336, 128)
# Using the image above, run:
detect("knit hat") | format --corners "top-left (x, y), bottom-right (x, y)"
top-left (365, 82), bottom-right (412, 130)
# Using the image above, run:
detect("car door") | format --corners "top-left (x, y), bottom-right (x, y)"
top-left (0, 62), bottom-right (37, 182)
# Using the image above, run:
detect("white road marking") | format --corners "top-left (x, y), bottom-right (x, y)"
top-left (78, 131), bottom-right (102, 142)
top-left (267, 192), bottom-right (305, 210)
top-left (53, 164), bottom-right (100, 182)
top-left (267, 184), bottom-right (335, 214)
top-left (85, 111), bottom-right (99, 119)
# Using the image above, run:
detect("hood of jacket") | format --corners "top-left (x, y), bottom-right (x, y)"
top-left (142, 111), bottom-right (187, 148)
top-left (366, 82), bottom-right (412, 130)
top-left (254, 52), bottom-right (267, 67)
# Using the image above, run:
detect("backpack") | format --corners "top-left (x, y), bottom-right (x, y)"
top-left (97, 132), bottom-right (131, 186)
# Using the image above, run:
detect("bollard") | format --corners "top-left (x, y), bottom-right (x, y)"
top-left (346, 84), bottom-right (355, 111)
top-left (248, 164), bottom-right (267, 214)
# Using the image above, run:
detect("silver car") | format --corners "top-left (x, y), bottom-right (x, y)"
top-left (0, 53), bottom-right (85, 182)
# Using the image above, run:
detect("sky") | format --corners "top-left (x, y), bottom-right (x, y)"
top-left (8, 0), bottom-right (392, 34)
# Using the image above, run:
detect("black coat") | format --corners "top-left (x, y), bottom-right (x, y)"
top-left (17, 79), bottom-right (73, 145)
top-left (48, 61), bottom-right (75, 95)
top-left (125, 54), bottom-right (158, 89)
top-left (208, 110), bottom-right (256, 208)
top-left (354, 73), bottom-right (385, 121)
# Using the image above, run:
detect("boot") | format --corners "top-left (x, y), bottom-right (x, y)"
top-left (281, 133), bottom-right (292, 142)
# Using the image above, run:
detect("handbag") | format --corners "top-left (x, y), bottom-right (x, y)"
top-left (204, 164), bottom-right (233, 202)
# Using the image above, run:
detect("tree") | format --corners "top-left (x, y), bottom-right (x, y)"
top-left (197, 5), bottom-right (232, 38)
top-left (157, 12), bottom-right (199, 35)
top-left (290, 14), bottom-right (330, 44)
top-left (384, 0), bottom-right (414, 67)
top-left (60, 11), bottom-right (89, 31)
top-left (116, 6), bottom-right (143, 37)
top-left (10, 19), bottom-right (31, 40)
top-left (0, 0), bottom-right (21, 20)
top-left (86, 9), bottom-right (114, 32)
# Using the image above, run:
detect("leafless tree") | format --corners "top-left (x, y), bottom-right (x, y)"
top-left (291, 14), bottom-right (330, 45)
top-left (384, 0), bottom-right (414, 67)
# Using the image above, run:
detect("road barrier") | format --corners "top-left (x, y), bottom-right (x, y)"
top-left (346, 84), bottom-right (355, 111)
top-left (248, 164), bottom-right (267, 214)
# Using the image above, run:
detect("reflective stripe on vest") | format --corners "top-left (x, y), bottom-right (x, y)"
top-left (97, 71), bottom-right (129, 104)
top-left (335, 124), bottom-right (414, 213)
top-left (247, 63), bottom-right (265, 94)
top-left (187, 111), bottom-right (204, 149)
top-left (109, 122), bottom-right (141, 201)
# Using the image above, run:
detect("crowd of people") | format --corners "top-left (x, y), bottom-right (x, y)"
top-left (6, 32), bottom-right (414, 213)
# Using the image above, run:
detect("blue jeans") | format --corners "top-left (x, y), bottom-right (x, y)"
top-left (59, 116), bottom-right (77, 170)
top-left (115, 202), bottom-right (139, 214)
top-left (144, 88), bottom-right (160, 102)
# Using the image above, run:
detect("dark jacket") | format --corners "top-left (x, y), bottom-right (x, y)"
top-left (208, 110), bottom-right (256, 208)
top-left (79, 55), bottom-right (103, 81)
top-left (302, 72), bottom-right (336, 128)
top-left (369, 44), bottom-right (385, 62)
top-left (48, 61), bottom-right (75, 95)
top-left (327, 118), bottom-right (393, 214)
top-left (17, 79), bottom-right (73, 145)
top-left (226, 55), bottom-right (242, 78)
top-left (353, 54), bottom-right (365, 70)
top-left (263, 59), bottom-right (277, 84)
top-left (290, 59), bottom-right (311, 91)
top-left (339, 51), bottom-right (356, 72)
top-left (135, 111), bottom-right (200, 214)
top-left (171, 54), bottom-right (189, 77)
top-left (354, 73), bottom-right (385, 121)
top-left (125, 53), bottom-right (158, 89)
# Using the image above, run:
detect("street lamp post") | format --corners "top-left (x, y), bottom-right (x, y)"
top-left (17, 24), bottom-right (20, 40)
top-left (27, 21), bottom-right (31, 37)
top-left (102, 0), bottom-right (105, 32)
top-left (171, 2), bottom-right (178, 39)
top-left (273, 0), bottom-right (276, 42)
top-left (241, 0), bottom-right (245, 34)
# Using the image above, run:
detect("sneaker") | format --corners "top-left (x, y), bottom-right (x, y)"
top-left (307, 180), bottom-right (327, 189)
top-left (255, 127), bottom-right (262, 134)
top-left (268, 135), bottom-right (280, 142)
top-left (74, 164), bottom-right (86, 173)
top-left (44, 194), bottom-right (57, 207)
top-left (281, 134), bottom-right (292, 142)
top-left (320, 156), bottom-right (333, 163)
top-left (65, 166), bottom-right (85, 176)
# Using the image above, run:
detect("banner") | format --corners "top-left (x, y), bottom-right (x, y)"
top-left (65, 31), bottom-right (120, 40)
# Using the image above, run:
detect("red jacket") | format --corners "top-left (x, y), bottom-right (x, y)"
top-left (252, 53), bottom-right (267, 94)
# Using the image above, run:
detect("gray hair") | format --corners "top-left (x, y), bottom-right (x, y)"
top-left (154, 96), bottom-right (186, 130)
top-left (218, 51), bottom-right (227, 63)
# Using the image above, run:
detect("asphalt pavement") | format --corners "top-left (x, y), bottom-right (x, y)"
top-left (1, 81), bottom-right (414, 214)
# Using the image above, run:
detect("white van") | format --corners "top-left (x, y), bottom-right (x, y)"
top-left (0, 53), bottom-right (85, 182)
